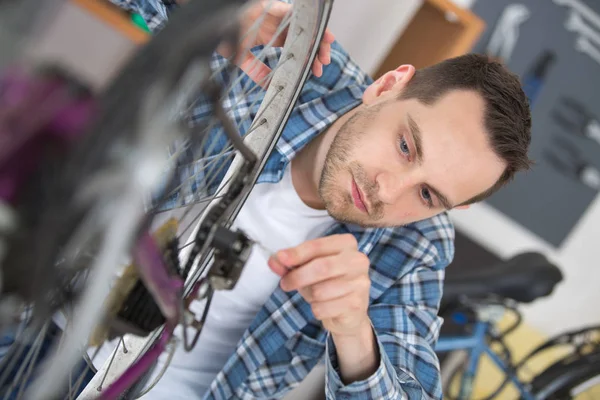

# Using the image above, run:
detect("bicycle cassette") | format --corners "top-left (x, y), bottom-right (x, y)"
top-left (89, 218), bottom-right (181, 346)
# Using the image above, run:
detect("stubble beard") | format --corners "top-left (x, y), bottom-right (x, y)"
top-left (318, 109), bottom-right (385, 227)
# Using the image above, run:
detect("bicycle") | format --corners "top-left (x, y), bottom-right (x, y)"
top-left (0, 0), bottom-right (333, 398)
top-left (436, 251), bottom-right (600, 399)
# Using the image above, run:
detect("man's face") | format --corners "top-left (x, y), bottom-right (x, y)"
top-left (318, 89), bottom-right (506, 228)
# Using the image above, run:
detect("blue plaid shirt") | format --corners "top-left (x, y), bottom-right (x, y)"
top-left (110, 1), bottom-right (455, 399)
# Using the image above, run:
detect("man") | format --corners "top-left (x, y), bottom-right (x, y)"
top-left (107, 1), bottom-right (533, 399)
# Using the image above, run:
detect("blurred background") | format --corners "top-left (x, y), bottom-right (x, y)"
top-left (329, 0), bottom-right (599, 397)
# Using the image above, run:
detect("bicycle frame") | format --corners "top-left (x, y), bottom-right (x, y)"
top-left (435, 321), bottom-right (536, 400)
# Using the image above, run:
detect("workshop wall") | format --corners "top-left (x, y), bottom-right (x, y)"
top-left (450, 0), bottom-right (600, 335)
top-left (472, 0), bottom-right (600, 247)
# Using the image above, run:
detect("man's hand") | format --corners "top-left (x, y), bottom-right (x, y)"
top-left (219, 1), bottom-right (335, 87)
top-left (269, 234), bottom-right (380, 383)
top-left (268, 234), bottom-right (371, 336)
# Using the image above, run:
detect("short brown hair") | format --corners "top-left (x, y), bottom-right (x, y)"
top-left (399, 53), bottom-right (533, 205)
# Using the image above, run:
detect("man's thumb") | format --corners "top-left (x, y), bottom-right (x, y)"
top-left (239, 52), bottom-right (272, 89)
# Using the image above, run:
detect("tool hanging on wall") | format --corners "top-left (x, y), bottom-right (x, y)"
top-left (553, 0), bottom-right (600, 32)
top-left (522, 50), bottom-right (556, 106)
top-left (555, 1), bottom-right (600, 67)
top-left (543, 136), bottom-right (600, 191)
top-left (552, 96), bottom-right (600, 147)
top-left (485, 4), bottom-right (531, 63)
top-left (565, 11), bottom-right (600, 48)
top-left (575, 36), bottom-right (600, 67)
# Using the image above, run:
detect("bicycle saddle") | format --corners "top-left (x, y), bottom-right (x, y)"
top-left (442, 252), bottom-right (563, 304)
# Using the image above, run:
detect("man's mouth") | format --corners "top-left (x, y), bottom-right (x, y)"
top-left (351, 177), bottom-right (368, 214)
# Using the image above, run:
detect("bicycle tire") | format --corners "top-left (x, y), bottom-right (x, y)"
top-left (530, 348), bottom-right (600, 399)
top-left (0, 0), bottom-right (333, 399)
top-left (2, 1), bottom-right (246, 398)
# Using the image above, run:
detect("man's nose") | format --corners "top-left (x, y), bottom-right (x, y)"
top-left (375, 170), bottom-right (416, 204)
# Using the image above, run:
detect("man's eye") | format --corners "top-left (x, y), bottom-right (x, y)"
top-left (398, 136), bottom-right (410, 156)
top-left (420, 187), bottom-right (434, 208)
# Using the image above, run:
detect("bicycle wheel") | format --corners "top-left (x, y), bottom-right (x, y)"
top-left (0, 0), bottom-right (331, 398)
top-left (530, 328), bottom-right (600, 400)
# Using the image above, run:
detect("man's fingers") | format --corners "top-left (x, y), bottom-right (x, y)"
top-left (280, 254), bottom-right (344, 291)
top-left (312, 62), bottom-right (323, 77)
top-left (312, 41), bottom-right (331, 77)
top-left (239, 52), bottom-right (272, 88)
top-left (280, 250), bottom-right (368, 292)
top-left (267, 254), bottom-right (289, 278)
top-left (318, 42), bottom-right (331, 66)
top-left (322, 29), bottom-right (335, 44)
top-left (299, 277), bottom-right (358, 303)
top-left (276, 234), bottom-right (358, 267)
top-left (257, 0), bottom-right (291, 18)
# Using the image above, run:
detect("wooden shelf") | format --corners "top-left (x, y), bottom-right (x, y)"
top-left (374, 0), bottom-right (485, 78)
top-left (71, 0), bottom-right (149, 44)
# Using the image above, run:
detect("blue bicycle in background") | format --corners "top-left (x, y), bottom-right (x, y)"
top-left (435, 252), bottom-right (600, 400)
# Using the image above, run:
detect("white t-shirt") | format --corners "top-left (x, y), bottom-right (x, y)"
top-left (133, 164), bottom-right (334, 399)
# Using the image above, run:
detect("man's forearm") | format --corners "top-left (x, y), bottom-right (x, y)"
top-left (331, 320), bottom-right (380, 384)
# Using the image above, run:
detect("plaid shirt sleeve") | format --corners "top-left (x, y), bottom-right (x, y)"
top-left (324, 224), bottom-right (452, 400)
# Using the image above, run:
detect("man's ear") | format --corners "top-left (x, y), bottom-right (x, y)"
top-left (363, 64), bottom-right (415, 105)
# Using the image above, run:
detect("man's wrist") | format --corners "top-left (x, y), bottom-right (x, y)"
top-left (331, 318), bottom-right (380, 384)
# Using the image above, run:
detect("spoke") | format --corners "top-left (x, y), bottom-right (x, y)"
top-left (208, 37), bottom-right (296, 150)
top-left (179, 0), bottom-right (282, 118)
top-left (86, 343), bottom-right (103, 365)
top-left (177, 240), bottom-right (196, 253)
top-left (222, 56), bottom-right (286, 131)
top-left (154, 122), bottom-right (234, 212)
top-left (7, 323), bottom-right (49, 400)
top-left (166, 113), bottom-right (247, 205)
top-left (160, 147), bottom-right (234, 226)
top-left (245, 83), bottom-right (285, 131)
top-left (239, 0), bottom-right (278, 49)
top-left (168, 67), bottom-right (281, 203)
top-left (169, 62), bottom-right (290, 269)
top-left (175, 156), bottom-right (236, 240)
top-left (227, 7), bottom-right (293, 96)
top-left (163, 65), bottom-right (283, 225)
top-left (157, 5), bottom-right (296, 218)
top-left (181, 6), bottom-right (293, 154)
top-left (133, 338), bottom-right (178, 399)
top-left (178, 0), bottom-right (273, 117)
top-left (0, 324), bottom-right (33, 391)
top-left (165, 0), bottom-right (306, 276)
top-left (68, 346), bottom-right (102, 400)
top-left (96, 337), bottom-right (124, 393)
top-left (179, 144), bottom-right (236, 204)
top-left (157, 141), bottom-right (235, 209)
top-left (176, 173), bottom-right (236, 242)
top-left (178, 122), bottom-right (239, 202)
